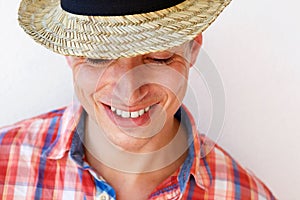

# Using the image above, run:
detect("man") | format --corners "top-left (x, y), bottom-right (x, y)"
top-left (0, 0), bottom-right (276, 199)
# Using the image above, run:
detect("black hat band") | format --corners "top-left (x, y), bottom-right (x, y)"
top-left (61, 0), bottom-right (185, 16)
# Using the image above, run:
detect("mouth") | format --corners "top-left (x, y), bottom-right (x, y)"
top-left (110, 106), bottom-right (151, 119)
top-left (101, 103), bottom-right (157, 127)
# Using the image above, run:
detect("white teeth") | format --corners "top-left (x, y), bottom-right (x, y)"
top-left (130, 111), bottom-right (139, 118)
top-left (116, 109), bottom-right (122, 116)
top-left (145, 106), bottom-right (150, 112)
top-left (121, 111), bottom-right (130, 118)
top-left (110, 106), bottom-right (152, 118)
top-left (138, 109), bottom-right (144, 116)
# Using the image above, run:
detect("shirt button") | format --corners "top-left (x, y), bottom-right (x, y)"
top-left (97, 193), bottom-right (109, 200)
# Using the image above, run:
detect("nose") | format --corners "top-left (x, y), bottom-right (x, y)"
top-left (111, 56), bottom-right (148, 106)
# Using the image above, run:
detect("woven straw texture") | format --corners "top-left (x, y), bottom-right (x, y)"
top-left (18, 0), bottom-right (231, 59)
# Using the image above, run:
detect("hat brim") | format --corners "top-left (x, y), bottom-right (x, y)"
top-left (18, 0), bottom-right (231, 59)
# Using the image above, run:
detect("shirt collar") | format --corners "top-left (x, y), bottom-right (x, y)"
top-left (46, 102), bottom-right (213, 190)
top-left (176, 105), bottom-right (213, 191)
top-left (46, 101), bottom-right (82, 159)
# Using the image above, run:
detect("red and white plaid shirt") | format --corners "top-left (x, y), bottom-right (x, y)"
top-left (0, 103), bottom-right (276, 199)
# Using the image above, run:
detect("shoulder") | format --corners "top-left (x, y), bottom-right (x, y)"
top-left (195, 135), bottom-right (277, 199)
top-left (0, 107), bottom-right (67, 150)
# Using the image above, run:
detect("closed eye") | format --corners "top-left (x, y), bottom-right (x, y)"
top-left (147, 57), bottom-right (174, 64)
top-left (86, 58), bottom-right (112, 65)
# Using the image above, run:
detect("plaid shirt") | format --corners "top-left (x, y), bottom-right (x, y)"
top-left (0, 103), bottom-right (276, 199)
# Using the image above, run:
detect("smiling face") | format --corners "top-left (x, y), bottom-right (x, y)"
top-left (67, 35), bottom-right (202, 152)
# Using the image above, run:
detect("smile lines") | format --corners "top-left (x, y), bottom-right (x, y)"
top-left (111, 106), bottom-right (150, 118)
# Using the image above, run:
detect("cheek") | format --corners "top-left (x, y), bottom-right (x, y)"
top-left (73, 65), bottom-right (105, 95)
top-left (150, 63), bottom-right (188, 102)
top-left (168, 63), bottom-right (189, 101)
top-left (168, 78), bottom-right (187, 104)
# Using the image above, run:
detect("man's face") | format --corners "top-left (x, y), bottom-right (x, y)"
top-left (67, 37), bottom-right (201, 151)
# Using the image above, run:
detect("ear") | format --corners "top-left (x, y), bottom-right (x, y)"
top-left (65, 56), bottom-right (73, 69)
top-left (189, 33), bottom-right (202, 67)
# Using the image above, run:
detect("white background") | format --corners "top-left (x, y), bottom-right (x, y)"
top-left (1, 0), bottom-right (299, 199)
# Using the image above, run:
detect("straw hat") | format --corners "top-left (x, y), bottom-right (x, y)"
top-left (18, 0), bottom-right (231, 59)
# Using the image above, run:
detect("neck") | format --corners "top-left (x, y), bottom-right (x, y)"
top-left (83, 115), bottom-right (189, 198)
top-left (86, 149), bottom-right (187, 200)
top-left (84, 115), bottom-right (189, 173)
